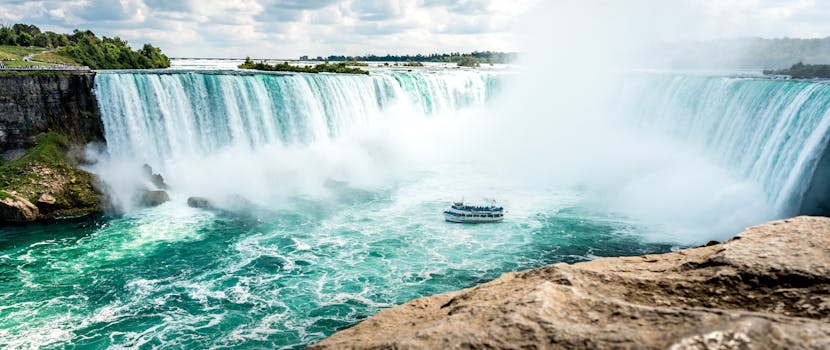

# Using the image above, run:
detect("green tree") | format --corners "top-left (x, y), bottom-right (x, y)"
top-left (12, 23), bottom-right (40, 36)
top-left (33, 33), bottom-right (51, 48)
top-left (17, 32), bottom-right (33, 46)
top-left (456, 56), bottom-right (480, 67)
top-left (0, 27), bottom-right (17, 45)
top-left (1, 23), bottom-right (171, 69)
top-left (53, 34), bottom-right (70, 47)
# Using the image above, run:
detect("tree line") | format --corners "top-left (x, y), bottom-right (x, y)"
top-left (240, 57), bottom-right (369, 75)
top-left (0, 23), bottom-right (170, 69)
top-left (305, 51), bottom-right (517, 65)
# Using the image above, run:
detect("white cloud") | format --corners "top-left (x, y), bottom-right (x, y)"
top-left (0, 0), bottom-right (828, 58)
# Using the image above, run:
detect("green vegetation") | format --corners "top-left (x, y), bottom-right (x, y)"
top-left (31, 51), bottom-right (78, 65)
top-left (0, 44), bottom-right (46, 58)
top-left (456, 56), bottom-right (480, 67)
top-left (764, 62), bottom-right (830, 79)
top-left (1, 60), bottom-right (57, 67)
top-left (0, 132), bottom-right (100, 215)
top-left (0, 23), bottom-right (169, 69)
top-left (306, 51), bottom-right (516, 65)
top-left (403, 60), bottom-right (424, 67)
top-left (239, 57), bottom-right (369, 75)
top-left (345, 59), bottom-right (368, 67)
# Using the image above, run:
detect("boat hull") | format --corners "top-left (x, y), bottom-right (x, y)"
top-left (444, 212), bottom-right (504, 224)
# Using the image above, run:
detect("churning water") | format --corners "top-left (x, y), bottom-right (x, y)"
top-left (2, 66), bottom-right (829, 349)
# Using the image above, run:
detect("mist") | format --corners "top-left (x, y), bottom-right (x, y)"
top-left (86, 1), bottom-right (812, 244)
top-left (443, 1), bottom-right (783, 240)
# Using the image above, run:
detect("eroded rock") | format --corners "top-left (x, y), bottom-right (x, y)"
top-left (139, 190), bottom-right (169, 207)
top-left (311, 216), bottom-right (830, 350)
top-left (141, 163), bottom-right (169, 190)
top-left (187, 196), bottom-right (213, 209)
top-left (37, 193), bottom-right (56, 205)
top-left (0, 191), bottom-right (39, 222)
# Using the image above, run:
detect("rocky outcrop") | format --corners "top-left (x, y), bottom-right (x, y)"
top-left (0, 191), bottom-right (39, 222)
top-left (139, 190), bottom-right (169, 207)
top-left (0, 72), bottom-right (103, 150)
top-left (142, 164), bottom-right (169, 190)
top-left (0, 132), bottom-right (103, 223)
top-left (187, 196), bottom-right (213, 209)
top-left (311, 216), bottom-right (830, 350)
top-left (135, 164), bottom-right (170, 207)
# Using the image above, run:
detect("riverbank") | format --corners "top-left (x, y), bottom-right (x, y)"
top-left (311, 216), bottom-right (830, 349)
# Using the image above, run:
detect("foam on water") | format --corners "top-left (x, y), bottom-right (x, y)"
top-left (4, 68), bottom-right (830, 349)
top-left (0, 163), bottom-right (670, 349)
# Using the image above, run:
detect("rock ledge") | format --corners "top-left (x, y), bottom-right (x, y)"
top-left (311, 216), bottom-right (830, 350)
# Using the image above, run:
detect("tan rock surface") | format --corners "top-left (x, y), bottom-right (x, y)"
top-left (310, 216), bottom-right (830, 350)
top-left (37, 192), bottom-right (56, 205)
top-left (0, 191), bottom-right (39, 222)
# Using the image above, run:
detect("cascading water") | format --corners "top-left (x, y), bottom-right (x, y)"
top-left (618, 74), bottom-right (830, 216)
top-left (4, 67), bottom-right (830, 350)
top-left (94, 70), bottom-right (500, 164)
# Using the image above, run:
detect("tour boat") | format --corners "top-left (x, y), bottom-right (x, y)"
top-left (443, 200), bottom-right (504, 223)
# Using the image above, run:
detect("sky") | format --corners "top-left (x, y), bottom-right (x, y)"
top-left (0, 0), bottom-right (829, 58)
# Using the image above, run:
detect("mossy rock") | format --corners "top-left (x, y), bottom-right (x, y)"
top-left (0, 132), bottom-right (103, 221)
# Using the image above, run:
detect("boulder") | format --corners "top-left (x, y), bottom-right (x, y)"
top-left (187, 196), bottom-right (213, 209)
top-left (0, 191), bottom-right (39, 222)
top-left (37, 193), bottom-right (56, 205)
top-left (139, 190), bottom-right (169, 207)
top-left (141, 163), bottom-right (169, 190)
top-left (311, 216), bottom-right (830, 350)
top-left (150, 173), bottom-right (169, 190)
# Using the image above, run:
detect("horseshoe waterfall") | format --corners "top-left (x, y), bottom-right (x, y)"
top-left (2, 67), bottom-right (830, 349)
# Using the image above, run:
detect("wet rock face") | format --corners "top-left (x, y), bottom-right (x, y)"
top-left (311, 216), bottom-right (830, 350)
top-left (0, 72), bottom-right (103, 151)
top-left (187, 196), bottom-right (213, 209)
top-left (139, 190), bottom-right (170, 207)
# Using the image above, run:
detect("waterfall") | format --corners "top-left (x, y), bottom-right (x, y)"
top-left (619, 74), bottom-right (830, 215)
top-left (94, 69), bottom-right (830, 218)
top-left (94, 70), bottom-right (501, 164)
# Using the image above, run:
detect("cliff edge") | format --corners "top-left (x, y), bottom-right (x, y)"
top-left (0, 71), bottom-right (103, 150)
top-left (0, 72), bottom-right (105, 223)
top-left (311, 216), bottom-right (830, 350)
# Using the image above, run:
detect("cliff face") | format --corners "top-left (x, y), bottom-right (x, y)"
top-left (0, 73), bottom-right (105, 223)
top-left (0, 72), bottom-right (103, 151)
top-left (311, 216), bottom-right (830, 350)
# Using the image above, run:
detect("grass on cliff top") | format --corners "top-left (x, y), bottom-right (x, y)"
top-left (31, 51), bottom-right (79, 65)
top-left (0, 51), bottom-right (15, 61)
top-left (2, 60), bottom-right (59, 67)
top-left (0, 45), bottom-right (80, 67)
top-left (0, 45), bottom-right (47, 60)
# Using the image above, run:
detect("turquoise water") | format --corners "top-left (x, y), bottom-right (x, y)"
top-left (4, 68), bottom-right (830, 348)
top-left (618, 74), bottom-right (830, 214)
top-left (0, 177), bottom-right (674, 349)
